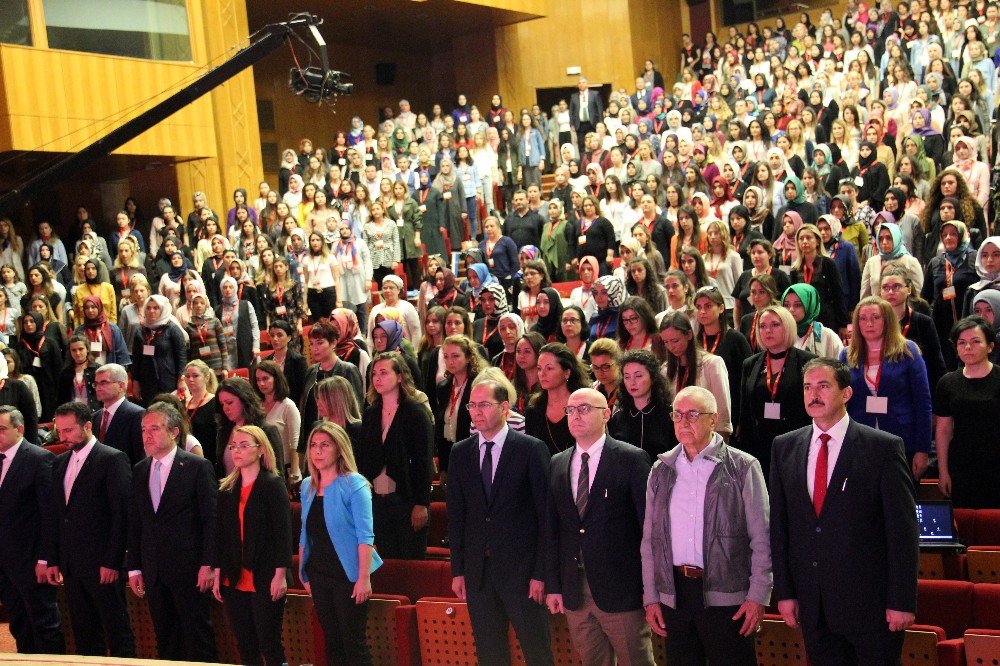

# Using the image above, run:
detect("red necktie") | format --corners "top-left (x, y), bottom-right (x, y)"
top-left (813, 433), bottom-right (831, 516)
top-left (99, 410), bottom-right (111, 441)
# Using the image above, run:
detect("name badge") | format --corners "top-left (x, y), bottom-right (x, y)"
top-left (578, 235), bottom-right (587, 246)
top-left (143, 345), bottom-right (156, 356)
top-left (297, 266), bottom-right (304, 275)
top-left (199, 346), bottom-right (212, 357)
top-left (275, 305), bottom-right (287, 315)
top-left (779, 265), bottom-right (791, 275)
top-left (419, 204), bottom-right (427, 213)
top-left (854, 176), bottom-right (864, 187)
top-left (339, 158), bottom-right (346, 166)
top-left (90, 341), bottom-right (102, 353)
top-left (764, 402), bottom-right (781, 420)
top-left (443, 192), bottom-right (452, 201)
top-left (121, 288), bottom-right (130, 298)
top-left (942, 286), bottom-right (957, 300)
top-left (375, 240), bottom-right (385, 249)
top-left (488, 258), bottom-right (495, 267)
top-left (397, 219), bottom-right (404, 227)
top-left (32, 356), bottom-right (42, 367)
top-left (223, 326), bottom-right (234, 337)
top-left (866, 396), bottom-right (888, 414)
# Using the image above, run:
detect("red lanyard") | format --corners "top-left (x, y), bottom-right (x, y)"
top-left (500, 352), bottom-right (516, 380)
top-left (482, 321), bottom-right (497, 345)
top-left (803, 259), bottom-right (815, 285)
top-left (485, 241), bottom-right (496, 258)
top-left (944, 260), bottom-right (955, 286)
top-left (86, 328), bottom-right (105, 349)
top-left (187, 392), bottom-right (209, 417)
top-left (580, 217), bottom-right (595, 235)
top-left (702, 331), bottom-right (721, 354)
top-left (765, 354), bottom-right (784, 400)
top-left (212, 257), bottom-right (224, 271)
top-left (23, 336), bottom-right (43, 357)
top-left (419, 189), bottom-right (428, 204)
top-left (222, 305), bottom-right (235, 326)
top-left (866, 359), bottom-right (884, 395)
top-left (750, 310), bottom-right (760, 350)
top-left (708, 254), bottom-right (721, 279)
top-left (144, 329), bottom-right (162, 345)
top-left (196, 322), bottom-right (209, 345)
top-left (675, 365), bottom-right (689, 393)
top-left (73, 372), bottom-right (86, 397)
top-left (120, 268), bottom-right (129, 287)
top-left (901, 307), bottom-right (913, 337)
top-left (447, 377), bottom-right (467, 417)
top-left (595, 317), bottom-right (612, 339)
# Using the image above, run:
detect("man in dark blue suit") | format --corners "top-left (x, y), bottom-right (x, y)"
top-left (770, 358), bottom-right (919, 665)
top-left (545, 388), bottom-right (654, 665)
top-left (127, 402), bottom-right (218, 662)
top-left (91, 364), bottom-right (145, 465)
top-left (569, 77), bottom-right (603, 155)
top-left (48, 401), bottom-right (134, 657)
top-left (0, 405), bottom-right (64, 654)
top-left (447, 378), bottom-right (553, 666)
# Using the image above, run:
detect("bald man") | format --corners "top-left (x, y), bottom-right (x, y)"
top-left (545, 388), bottom-right (654, 665)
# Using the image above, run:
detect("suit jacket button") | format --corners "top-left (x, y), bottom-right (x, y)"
top-left (579, 528), bottom-right (585, 534)
top-left (812, 561), bottom-right (818, 567)
top-left (486, 518), bottom-right (490, 523)
top-left (815, 527), bottom-right (821, 533)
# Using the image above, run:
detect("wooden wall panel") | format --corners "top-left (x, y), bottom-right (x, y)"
top-left (628, 0), bottom-right (685, 88)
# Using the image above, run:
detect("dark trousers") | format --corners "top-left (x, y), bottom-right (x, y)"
top-left (802, 605), bottom-right (905, 666)
top-left (222, 586), bottom-right (286, 665)
top-left (372, 493), bottom-right (427, 560)
top-left (307, 286), bottom-right (337, 321)
top-left (308, 567), bottom-right (370, 666)
top-left (64, 572), bottom-right (135, 657)
top-left (575, 121), bottom-right (595, 154)
top-left (402, 258), bottom-right (421, 292)
top-left (0, 567), bottom-right (64, 654)
top-left (660, 573), bottom-right (756, 666)
top-left (465, 557), bottom-right (553, 666)
top-left (372, 267), bottom-right (394, 290)
top-left (145, 575), bottom-right (216, 662)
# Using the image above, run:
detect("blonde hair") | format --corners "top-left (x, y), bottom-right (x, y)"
top-left (703, 219), bottom-right (732, 257)
top-left (846, 296), bottom-right (915, 368)
top-left (791, 224), bottom-right (827, 271)
top-left (316, 376), bottom-right (361, 425)
top-left (304, 422), bottom-right (362, 489)
top-left (757, 305), bottom-right (798, 350)
top-left (219, 425), bottom-right (277, 492)
top-left (184, 360), bottom-right (219, 394)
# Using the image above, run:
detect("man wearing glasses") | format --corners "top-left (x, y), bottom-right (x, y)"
top-left (641, 385), bottom-right (771, 665)
top-left (91, 363), bottom-right (145, 465)
top-left (545, 388), bottom-right (655, 665)
top-left (446, 378), bottom-right (553, 666)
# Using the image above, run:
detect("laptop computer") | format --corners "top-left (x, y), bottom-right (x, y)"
top-left (916, 500), bottom-right (965, 551)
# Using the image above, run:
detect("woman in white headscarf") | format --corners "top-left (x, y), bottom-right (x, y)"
top-left (131, 294), bottom-right (187, 403)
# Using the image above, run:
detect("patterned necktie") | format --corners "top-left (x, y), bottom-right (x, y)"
top-left (99, 410), bottom-right (111, 441)
top-left (813, 433), bottom-right (831, 517)
top-left (481, 442), bottom-right (494, 500)
top-left (576, 452), bottom-right (590, 517)
top-left (150, 460), bottom-right (163, 512)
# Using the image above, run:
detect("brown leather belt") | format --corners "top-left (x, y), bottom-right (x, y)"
top-left (674, 565), bottom-right (704, 579)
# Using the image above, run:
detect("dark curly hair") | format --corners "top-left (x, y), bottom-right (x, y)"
top-left (616, 349), bottom-right (673, 413)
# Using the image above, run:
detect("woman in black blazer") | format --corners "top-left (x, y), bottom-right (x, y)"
top-left (213, 424), bottom-right (293, 666)
top-left (57, 335), bottom-right (100, 410)
top-left (265, 320), bottom-right (306, 406)
top-left (358, 352), bottom-right (433, 560)
top-left (879, 266), bottom-right (948, 392)
top-left (789, 224), bottom-right (847, 333)
top-left (433, 336), bottom-right (486, 481)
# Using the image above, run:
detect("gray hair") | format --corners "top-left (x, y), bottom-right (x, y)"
top-left (96, 363), bottom-right (128, 383)
top-left (471, 367), bottom-right (515, 404)
top-left (0, 405), bottom-right (24, 428)
top-left (144, 402), bottom-right (183, 438)
top-left (673, 386), bottom-right (717, 414)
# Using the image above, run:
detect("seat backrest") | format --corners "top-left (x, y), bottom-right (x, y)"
top-left (552, 281), bottom-right (581, 299)
top-left (372, 559), bottom-right (454, 602)
top-left (916, 579), bottom-right (975, 639)
top-left (955, 508), bottom-right (977, 543)
top-left (415, 598), bottom-right (477, 665)
top-left (973, 583), bottom-right (1000, 629)
top-left (975, 510), bottom-right (1000, 546)
top-left (428, 502), bottom-right (448, 548)
top-left (44, 443), bottom-right (68, 456)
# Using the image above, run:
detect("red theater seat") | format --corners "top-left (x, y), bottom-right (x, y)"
top-left (974, 511), bottom-right (1000, 546)
top-left (552, 281), bottom-right (580, 299)
top-left (428, 502), bottom-right (448, 549)
top-left (44, 444), bottom-right (68, 456)
top-left (916, 579), bottom-right (974, 639)
top-left (371, 558), bottom-right (454, 602)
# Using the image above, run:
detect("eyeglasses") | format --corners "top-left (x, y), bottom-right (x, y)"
top-left (466, 401), bottom-right (501, 411)
top-left (561, 317), bottom-right (581, 324)
top-left (671, 410), bottom-right (715, 423)
top-left (94, 380), bottom-right (120, 386)
top-left (591, 363), bottom-right (613, 373)
top-left (227, 443), bottom-right (260, 452)
top-left (880, 283), bottom-right (906, 293)
top-left (565, 404), bottom-right (608, 416)
top-left (621, 315), bottom-right (640, 325)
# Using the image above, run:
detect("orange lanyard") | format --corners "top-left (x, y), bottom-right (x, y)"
top-left (702, 331), bottom-right (721, 354)
top-left (708, 254), bottom-right (721, 278)
top-left (482, 321), bottom-right (497, 345)
top-left (595, 317), bottom-right (612, 339)
top-left (196, 322), bottom-right (209, 345)
top-left (944, 260), bottom-right (955, 286)
top-left (86, 328), bottom-right (104, 349)
top-left (222, 305), bottom-right (235, 326)
top-left (749, 310), bottom-right (760, 350)
top-left (901, 307), bottom-right (913, 337)
top-left (144, 329), bottom-right (161, 345)
top-left (803, 259), bottom-right (815, 285)
top-left (187, 392), bottom-right (209, 417)
top-left (765, 354), bottom-right (784, 400)
top-left (23, 336), bottom-right (44, 357)
top-left (675, 365), bottom-right (689, 393)
top-left (866, 359), bottom-right (884, 395)
top-left (73, 372), bottom-right (86, 397)
top-left (447, 378), bottom-right (467, 417)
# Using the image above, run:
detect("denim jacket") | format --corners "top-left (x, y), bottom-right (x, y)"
top-left (640, 434), bottom-right (772, 608)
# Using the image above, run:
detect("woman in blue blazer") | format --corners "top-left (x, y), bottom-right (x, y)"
top-left (839, 296), bottom-right (933, 480)
top-left (299, 421), bottom-right (383, 665)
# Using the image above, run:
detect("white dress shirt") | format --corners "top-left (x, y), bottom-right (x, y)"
top-left (101, 395), bottom-right (127, 431)
top-left (669, 434), bottom-right (722, 568)
top-left (570, 435), bottom-right (606, 495)
top-left (807, 413), bottom-right (850, 500)
top-left (478, 425), bottom-right (509, 483)
top-left (0, 439), bottom-right (22, 488)
top-left (64, 437), bottom-right (97, 500)
top-left (149, 445), bottom-right (178, 503)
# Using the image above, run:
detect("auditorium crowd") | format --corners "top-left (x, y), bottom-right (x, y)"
top-left (2, 1), bottom-right (1000, 663)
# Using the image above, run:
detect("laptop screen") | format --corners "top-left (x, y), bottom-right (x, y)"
top-left (916, 502), bottom-right (955, 542)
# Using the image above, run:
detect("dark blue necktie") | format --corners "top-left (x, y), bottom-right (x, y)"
top-left (482, 441), bottom-right (494, 499)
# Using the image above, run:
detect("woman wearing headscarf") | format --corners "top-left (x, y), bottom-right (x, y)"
top-left (540, 198), bottom-right (575, 282)
top-left (922, 218), bottom-right (979, 369)
top-left (962, 236), bottom-right (1000, 316)
top-left (851, 141), bottom-right (892, 212)
top-left (282, 174), bottom-right (304, 216)
top-left (370, 318), bottom-right (421, 387)
top-left (972, 289), bottom-right (1000, 362)
top-left (773, 174), bottom-right (819, 232)
top-left (464, 262), bottom-right (496, 317)
top-left (861, 219), bottom-right (925, 298)
top-left (782, 284), bottom-right (845, 359)
top-left (432, 158), bottom-right (468, 246)
top-left (901, 133), bottom-right (937, 185)
top-left (157, 250), bottom-right (192, 310)
top-left (950, 136), bottom-right (990, 208)
top-left (587, 274), bottom-right (625, 342)
top-left (470, 282), bottom-right (509, 360)
top-left (215, 275), bottom-right (260, 371)
top-left (131, 295), bottom-right (187, 405)
top-left (330, 308), bottom-right (369, 385)
top-left (491, 311), bottom-right (524, 378)
top-left (72, 258), bottom-right (117, 327)
top-left (772, 210), bottom-right (803, 272)
top-left (569, 255), bottom-right (600, 323)
top-left (228, 258), bottom-right (262, 318)
top-left (910, 107), bottom-right (945, 164)
top-left (14, 310), bottom-right (61, 421)
top-left (72, 295), bottom-right (131, 367)
top-left (742, 185), bottom-right (775, 240)
top-left (429, 267), bottom-right (468, 311)
top-left (815, 214), bottom-right (862, 314)
top-left (185, 292), bottom-right (228, 378)
top-left (530, 287), bottom-right (564, 342)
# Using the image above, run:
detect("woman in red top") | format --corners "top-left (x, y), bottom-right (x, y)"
top-left (212, 424), bottom-right (292, 666)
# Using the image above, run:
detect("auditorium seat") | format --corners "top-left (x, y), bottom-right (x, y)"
top-left (755, 614), bottom-right (808, 666)
top-left (902, 624), bottom-right (946, 665)
top-left (917, 479), bottom-right (946, 500)
top-left (552, 281), bottom-right (581, 299)
top-left (963, 629), bottom-right (1000, 665)
top-left (916, 579), bottom-right (974, 639)
top-left (427, 501), bottom-right (449, 555)
top-left (954, 508), bottom-right (976, 543)
top-left (967, 547), bottom-right (1000, 583)
top-left (973, 510), bottom-right (1000, 546)
top-left (43, 443), bottom-right (68, 456)
top-left (230, 367), bottom-right (250, 380)
top-left (371, 559), bottom-right (455, 602)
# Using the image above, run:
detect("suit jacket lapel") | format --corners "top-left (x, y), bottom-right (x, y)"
top-left (158, 453), bottom-right (185, 512)
top-left (583, 441), bottom-right (614, 519)
top-left (487, 434), bottom-right (515, 506)
top-left (0, 444), bottom-right (28, 499)
top-left (66, 452), bottom-right (97, 507)
top-left (794, 428), bottom-right (815, 515)
top-left (822, 422), bottom-right (858, 516)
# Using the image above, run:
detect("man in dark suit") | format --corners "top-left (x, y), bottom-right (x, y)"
top-left (545, 388), bottom-right (654, 665)
top-left (447, 378), bottom-right (553, 666)
top-left (0, 405), bottom-right (64, 654)
top-left (770, 358), bottom-right (919, 665)
top-left (48, 401), bottom-right (134, 657)
top-left (127, 402), bottom-right (218, 662)
top-left (630, 76), bottom-right (651, 113)
top-left (568, 77), bottom-right (603, 155)
top-left (91, 363), bottom-right (145, 465)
